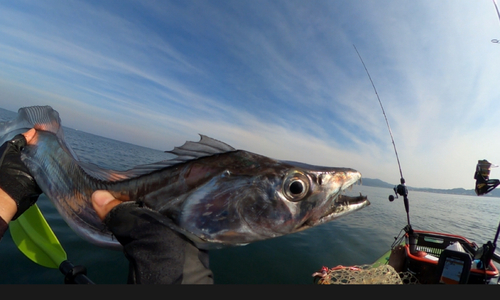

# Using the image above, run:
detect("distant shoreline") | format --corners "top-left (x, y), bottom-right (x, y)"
top-left (361, 178), bottom-right (498, 197)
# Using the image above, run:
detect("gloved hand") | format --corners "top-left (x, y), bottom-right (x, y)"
top-left (104, 201), bottom-right (214, 284)
top-left (0, 133), bottom-right (42, 220)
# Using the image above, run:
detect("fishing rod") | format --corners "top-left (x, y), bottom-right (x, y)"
top-left (468, 0), bottom-right (500, 271)
top-left (352, 46), bottom-right (500, 280)
top-left (353, 45), bottom-right (412, 229)
top-left (492, 0), bottom-right (500, 44)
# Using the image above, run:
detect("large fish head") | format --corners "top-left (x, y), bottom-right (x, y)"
top-left (238, 160), bottom-right (369, 236)
top-left (177, 151), bottom-right (369, 248)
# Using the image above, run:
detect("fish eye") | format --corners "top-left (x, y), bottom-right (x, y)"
top-left (290, 181), bottom-right (304, 194)
top-left (283, 171), bottom-right (309, 201)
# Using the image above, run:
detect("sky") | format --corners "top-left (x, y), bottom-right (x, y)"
top-left (0, 0), bottom-right (500, 190)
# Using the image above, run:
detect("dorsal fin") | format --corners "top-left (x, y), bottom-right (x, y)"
top-left (166, 134), bottom-right (235, 157)
top-left (0, 105), bottom-right (238, 182)
top-left (78, 135), bottom-right (236, 181)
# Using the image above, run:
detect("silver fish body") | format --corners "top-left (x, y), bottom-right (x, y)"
top-left (0, 106), bottom-right (369, 249)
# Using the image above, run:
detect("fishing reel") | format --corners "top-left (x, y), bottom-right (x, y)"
top-left (388, 178), bottom-right (408, 202)
top-left (388, 177), bottom-right (412, 229)
top-left (474, 159), bottom-right (500, 196)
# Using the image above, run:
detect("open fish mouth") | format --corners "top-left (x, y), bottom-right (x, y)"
top-left (300, 190), bottom-right (370, 230)
top-left (326, 193), bottom-right (370, 220)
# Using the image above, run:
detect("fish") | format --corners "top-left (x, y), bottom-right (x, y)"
top-left (0, 105), bottom-right (369, 249)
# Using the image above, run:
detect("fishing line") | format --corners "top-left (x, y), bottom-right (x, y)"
top-left (352, 44), bottom-right (404, 180)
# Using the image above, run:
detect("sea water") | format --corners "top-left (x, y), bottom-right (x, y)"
top-left (0, 108), bottom-right (500, 284)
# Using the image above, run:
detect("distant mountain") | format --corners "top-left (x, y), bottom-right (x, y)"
top-left (360, 178), bottom-right (394, 189)
top-left (361, 178), bottom-right (500, 198)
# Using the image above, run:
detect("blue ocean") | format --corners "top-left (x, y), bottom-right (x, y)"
top-left (1, 108), bottom-right (500, 284)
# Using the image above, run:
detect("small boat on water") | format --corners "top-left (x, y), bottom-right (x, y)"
top-left (362, 227), bottom-right (500, 284)
top-left (328, 42), bottom-right (500, 285)
top-left (313, 160), bottom-right (500, 284)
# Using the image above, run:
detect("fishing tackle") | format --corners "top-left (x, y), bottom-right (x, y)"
top-left (473, 159), bottom-right (500, 196)
top-left (354, 43), bottom-right (500, 278)
top-left (353, 45), bottom-right (412, 229)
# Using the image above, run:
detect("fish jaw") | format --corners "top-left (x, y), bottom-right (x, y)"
top-left (300, 194), bottom-right (370, 230)
top-left (291, 168), bottom-right (370, 232)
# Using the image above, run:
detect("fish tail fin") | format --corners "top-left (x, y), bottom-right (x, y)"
top-left (0, 105), bottom-right (63, 144)
top-left (18, 105), bottom-right (62, 134)
top-left (0, 105), bottom-right (79, 160)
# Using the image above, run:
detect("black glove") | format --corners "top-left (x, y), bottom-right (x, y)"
top-left (104, 201), bottom-right (214, 284)
top-left (0, 134), bottom-right (42, 220)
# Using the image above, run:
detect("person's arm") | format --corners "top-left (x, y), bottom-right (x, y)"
top-left (0, 189), bottom-right (18, 223)
top-left (0, 189), bottom-right (18, 239)
top-left (0, 129), bottom-right (41, 240)
top-left (92, 191), bottom-right (214, 284)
